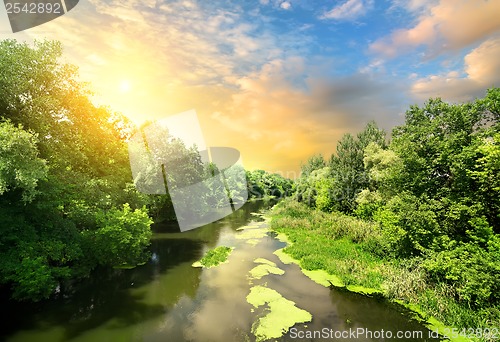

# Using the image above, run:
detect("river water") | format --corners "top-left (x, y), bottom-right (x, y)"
top-left (1, 200), bottom-right (441, 341)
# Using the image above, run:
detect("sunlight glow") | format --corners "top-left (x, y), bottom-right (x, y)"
top-left (119, 80), bottom-right (132, 93)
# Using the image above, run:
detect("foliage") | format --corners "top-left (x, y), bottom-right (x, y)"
top-left (246, 169), bottom-right (293, 200)
top-left (0, 121), bottom-right (47, 202)
top-left (0, 40), bottom-right (152, 301)
top-left (285, 88), bottom-right (500, 330)
top-left (373, 193), bottom-right (442, 257)
top-left (271, 199), bottom-right (385, 288)
top-left (326, 121), bottom-right (386, 213)
top-left (423, 238), bottom-right (500, 309)
top-left (83, 204), bottom-right (152, 267)
top-left (300, 154), bottom-right (326, 177)
top-left (193, 246), bottom-right (233, 268)
top-left (296, 121), bottom-right (386, 213)
top-left (271, 199), bottom-right (500, 332)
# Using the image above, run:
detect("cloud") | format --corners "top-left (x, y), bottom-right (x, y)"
top-left (210, 57), bottom-right (409, 173)
top-left (389, 0), bottom-right (437, 13)
top-left (411, 37), bottom-right (500, 102)
top-left (371, 0), bottom-right (500, 58)
top-left (320, 0), bottom-right (374, 21)
top-left (22, 0), bottom-right (313, 119)
top-left (280, 1), bottom-right (291, 10)
top-left (8, 0), bottom-right (413, 174)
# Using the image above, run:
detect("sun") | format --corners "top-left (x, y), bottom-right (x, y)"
top-left (119, 80), bottom-right (132, 93)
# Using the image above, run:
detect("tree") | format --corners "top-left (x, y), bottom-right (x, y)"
top-left (246, 169), bottom-right (294, 200)
top-left (300, 154), bottom-right (326, 177)
top-left (0, 40), bottom-right (153, 301)
top-left (328, 121), bottom-right (386, 213)
top-left (388, 90), bottom-right (500, 238)
top-left (0, 121), bottom-right (47, 202)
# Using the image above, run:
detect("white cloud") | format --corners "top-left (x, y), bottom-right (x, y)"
top-left (320, 0), bottom-right (374, 21)
top-left (280, 1), bottom-right (291, 10)
top-left (389, 0), bottom-right (437, 13)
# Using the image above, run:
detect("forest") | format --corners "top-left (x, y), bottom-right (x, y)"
top-left (275, 86), bottom-right (500, 330)
top-left (0, 40), bottom-right (291, 302)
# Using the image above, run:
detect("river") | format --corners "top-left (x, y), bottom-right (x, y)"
top-left (1, 200), bottom-right (441, 341)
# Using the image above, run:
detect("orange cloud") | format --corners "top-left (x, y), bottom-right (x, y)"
top-left (371, 0), bottom-right (500, 57)
top-left (411, 37), bottom-right (500, 101)
top-left (209, 57), bottom-right (408, 174)
top-left (5, 0), bottom-right (408, 175)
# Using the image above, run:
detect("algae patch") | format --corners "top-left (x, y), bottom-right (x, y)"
top-left (249, 258), bottom-right (285, 280)
top-left (192, 246), bottom-right (233, 268)
top-left (236, 224), bottom-right (261, 231)
top-left (274, 232), bottom-right (291, 244)
top-left (235, 227), bottom-right (268, 245)
top-left (254, 258), bottom-right (276, 266)
top-left (273, 248), bottom-right (295, 265)
top-left (302, 269), bottom-right (345, 288)
top-left (246, 285), bottom-right (312, 342)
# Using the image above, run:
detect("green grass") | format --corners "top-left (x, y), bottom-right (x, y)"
top-left (192, 246), bottom-right (233, 268)
top-left (269, 199), bottom-right (500, 341)
top-left (271, 200), bottom-right (387, 290)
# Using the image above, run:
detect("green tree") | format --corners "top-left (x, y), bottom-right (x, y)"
top-left (300, 154), bottom-right (326, 177)
top-left (82, 204), bottom-right (152, 267)
top-left (0, 121), bottom-right (47, 202)
top-left (0, 40), bottom-right (153, 301)
top-left (389, 90), bottom-right (500, 239)
top-left (328, 121), bottom-right (386, 213)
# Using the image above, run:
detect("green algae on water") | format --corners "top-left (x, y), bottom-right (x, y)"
top-left (236, 224), bottom-right (262, 231)
top-left (254, 258), bottom-right (276, 266)
top-left (302, 269), bottom-right (345, 288)
top-left (191, 246), bottom-right (234, 268)
top-left (246, 285), bottom-right (312, 342)
top-left (235, 227), bottom-right (268, 245)
top-left (249, 258), bottom-right (285, 280)
top-left (346, 285), bottom-right (382, 295)
top-left (273, 248), bottom-right (295, 265)
top-left (274, 232), bottom-right (291, 244)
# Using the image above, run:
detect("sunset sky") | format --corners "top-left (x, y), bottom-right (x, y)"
top-left (1, 0), bottom-right (500, 176)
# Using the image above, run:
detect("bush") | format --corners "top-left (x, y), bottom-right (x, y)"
top-left (83, 204), bottom-right (152, 267)
top-left (374, 193), bottom-right (441, 257)
top-left (423, 238), bottom-right (500, 309)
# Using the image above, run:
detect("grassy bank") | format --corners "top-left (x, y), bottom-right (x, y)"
top-left (270, 199), bottom-right (500, 342)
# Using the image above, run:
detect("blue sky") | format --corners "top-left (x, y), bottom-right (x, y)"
top-left (1, 0), bottom-right (499, 175)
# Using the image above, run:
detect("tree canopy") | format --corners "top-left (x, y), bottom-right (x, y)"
top-left (0, 40), bottom-right (153, 301)
top-left (296, 88), bottom-right (500, 311)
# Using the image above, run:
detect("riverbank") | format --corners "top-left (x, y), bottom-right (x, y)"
top-left (269, 199), bottom-right (499, 342)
